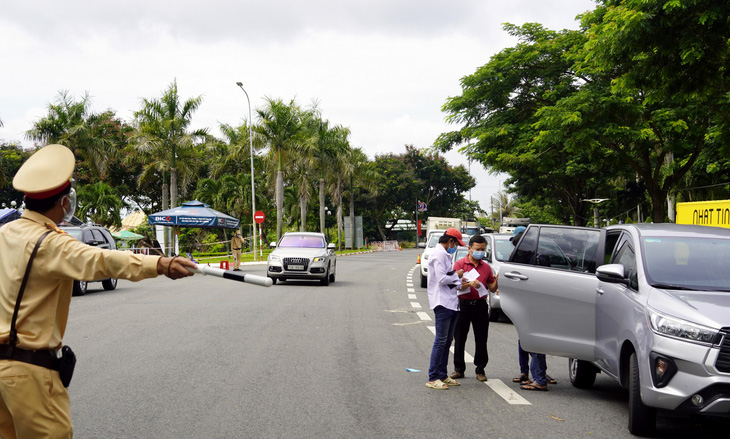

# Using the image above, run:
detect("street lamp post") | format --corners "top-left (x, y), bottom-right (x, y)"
top-left (236, 82), bottom-right (257, 261)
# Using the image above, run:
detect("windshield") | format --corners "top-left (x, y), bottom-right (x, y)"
top-left (64, 229), bottom-right (83, 241)
top-left (642, 236), bottom-right (730, 291)
top-left (278, 235), bottom-right (325, 249)
top-left (427, 232), bottom-right (442, 248)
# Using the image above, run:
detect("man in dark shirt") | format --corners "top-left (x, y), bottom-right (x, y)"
top-left (450, 234), bottom-right (498, 382)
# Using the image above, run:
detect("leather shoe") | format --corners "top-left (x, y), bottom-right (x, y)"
top-left (476, 374), bottom-right (488, 382)
top-left (450, 371), bottom-right (464, 379)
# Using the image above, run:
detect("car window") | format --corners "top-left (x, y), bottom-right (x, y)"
top-left (278, 235), bottom-right (325, 248)
top-left (494, 238), bottom-right (513, 262)
top-left (641, 236), bottom-right (730, 291)
top-left (511, 227), bottom-right (538, 264)
top-left (613, 237), bottom-right (638, 290)
top-left (484, 240), bottom-right (492, 261)
top-left (90, 229), bottom-right (105, 244)
top-left (427, 233), bottom-right (441, 248)
top-left (64, 229), bottom-right (83, 240)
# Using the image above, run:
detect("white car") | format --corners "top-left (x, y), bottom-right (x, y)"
top-left (418, 230), bottom-right (447, 288)
top-left (267, 232), bottom-right (336, 286)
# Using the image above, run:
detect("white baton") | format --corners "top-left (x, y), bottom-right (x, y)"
top-left (189, 265), bottom-right (273, 287)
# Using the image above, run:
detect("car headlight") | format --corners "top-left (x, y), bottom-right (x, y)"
top-left (269, 255), bottom-right (280, 262)
top-left (648, 310), bottom-right (718, 344)
top-left (313, 257), bottom-right (325, 262)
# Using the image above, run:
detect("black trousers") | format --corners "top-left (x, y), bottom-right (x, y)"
top-left (453, 298), bottom-right (490, 374)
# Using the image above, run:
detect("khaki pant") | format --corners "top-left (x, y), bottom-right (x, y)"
top-left (232, 249), bottom-right (242, 269)
top-left (0, 361), bottom-right (72, 439)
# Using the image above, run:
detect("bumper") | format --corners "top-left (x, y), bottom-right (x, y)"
top-left (267, 261), bottom-right (329, 280)
top-left (639, 332), bottom-right (730, 415)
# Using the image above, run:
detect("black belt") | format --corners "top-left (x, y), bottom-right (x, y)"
top-left (232, 248), bottom-right (241, 251)
top-left (0, 344), bottom-right (59, 371)
top-left (459, 298), bottom-right (487, 305)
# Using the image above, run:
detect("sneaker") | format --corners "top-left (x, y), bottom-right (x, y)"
top-left (476, 373), bottom-right (488, 382)
top-left (449, 371), bottom-right (465, 379)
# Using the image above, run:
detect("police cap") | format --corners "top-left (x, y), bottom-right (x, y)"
top-left (13, 144), bottom-right (75, 199)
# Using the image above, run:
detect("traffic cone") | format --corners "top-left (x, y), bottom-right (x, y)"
top-left (399, 244), bottom-right (402, 251)
top-left (417, 253), bottom-right (421, 264)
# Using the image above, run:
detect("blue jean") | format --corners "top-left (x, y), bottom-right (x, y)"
top-left (529, 353), bottom-right (547, 386)
top-left (428, 306), bottom-right (459, 381)
top-left (518, 340), bottom-right (529, 375)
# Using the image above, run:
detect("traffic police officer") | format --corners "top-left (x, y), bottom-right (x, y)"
top-left (0, 144), bottom-right (197, 439)
top-left (231, 230), bottom-right (244, 271)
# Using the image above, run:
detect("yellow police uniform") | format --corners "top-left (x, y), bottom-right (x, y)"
top-left (0, 144), bottom-right (163, 439)
top-left (231, 233), bottom-right (243, 269)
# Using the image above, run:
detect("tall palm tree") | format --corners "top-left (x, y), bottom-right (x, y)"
top-left (255, 97), bottom-right (308, 241)
top-left (26, 91), bottom-right (116, 179)
top-left (345, 147), bottom-right (377, 249)
top-left (130, 80), bottom-right (208, 251)
top-left (326, 127), bottom-right (352, 250)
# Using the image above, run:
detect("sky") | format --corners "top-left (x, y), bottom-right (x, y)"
top-left (0, 0), bottom-right (597, 216)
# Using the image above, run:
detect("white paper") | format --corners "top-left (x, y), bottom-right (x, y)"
top-left (475, 283), bottom-right (489, 298)
top-left (463, 269), bottom-right (479, 282)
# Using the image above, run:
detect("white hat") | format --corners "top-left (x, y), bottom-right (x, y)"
top-left (13, 144), bottom-right (75, 199)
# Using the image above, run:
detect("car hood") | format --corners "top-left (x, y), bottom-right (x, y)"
top-left (271, 248), bottom-right (330, 258)
top-left (648, 288), bottom-right (730, 329)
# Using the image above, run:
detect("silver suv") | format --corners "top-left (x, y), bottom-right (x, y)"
top-left (267, 232), bottom-right (336, 286)
top-left (500, 223), bottom-right (730, 436)
top-left (60, 223), bottom-right (118, 296)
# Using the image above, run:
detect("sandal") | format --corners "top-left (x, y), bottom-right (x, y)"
top-left (512, 373), bottom-right (529, 383)
top-left (442, 376), bottom-right (460, 386)
top-left (426, 379), bottom-right (449, 389)
top-left (521, 382), bottom-right (548, 391)
top-left (546, 375), bottom-right (557, 385)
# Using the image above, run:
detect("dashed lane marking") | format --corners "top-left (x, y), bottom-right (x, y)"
top-left (410, 302), bottom-right (422, 309)
top-left (407, 288), bottom-right (415, 293)
top-left (485, 379), bottom-right (531, 405)
top-left (408, 294), bottom-right (417, 300)
top-left (416, 312), bottom-right (431, 321)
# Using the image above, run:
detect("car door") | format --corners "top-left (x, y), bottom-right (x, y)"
top-left (594, 231), bottom-right (637, 376)
top-left (500, 225), bottom-right (601, 360)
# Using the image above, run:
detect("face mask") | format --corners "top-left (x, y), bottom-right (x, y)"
top-left (472, 250), bottom-right (486, 260)
top-left (61, 188), bottom-right (77, 223)
top-left (446, 242), bottom-right (457, 254)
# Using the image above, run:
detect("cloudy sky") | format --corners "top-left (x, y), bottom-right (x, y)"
top-left (1, 0), bottom-right (596, 215)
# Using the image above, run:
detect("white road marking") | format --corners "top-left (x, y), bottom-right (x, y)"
top-left (410, 302), bottom-right (422, 309)
top-left (408, 294), bottom-right (417, 299)
top-left (407, 288), bottom-right (415, 293)
top-left (406, 283), bottom-right (413, 287)
top-left (485, 380), bottom-right (531, 405)
top-left (417, 312), bottom-right (431, 321)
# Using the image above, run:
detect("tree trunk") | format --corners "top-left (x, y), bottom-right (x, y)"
top-left (276, 170), bottom-right (283, 241)
top-left (319, 178), bottom-right (326, 233)
top-left (299, 196), bottom-right (307, 232)
top-left (349, 183), bottom-right (356, 249)
top-left (336, 175), bottom-right (343, 251)
top-left (162, 181), bottom-right (169, 256)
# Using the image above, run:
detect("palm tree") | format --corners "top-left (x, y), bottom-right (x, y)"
top-left (255, 97), bottom-right (309, 241)
top-left (345, 147), bottom-right (377, 249)
top-left (26, 91), bottom-right (116, 179)
top-left (130, 80), bottom-right (208, 251)
top-left (326, 127), bottom-right (353, 250)
top-left (76, 181), bottom-right (124, 226)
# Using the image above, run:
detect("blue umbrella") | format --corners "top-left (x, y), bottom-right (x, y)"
top-left (0, 208), bottom-right (20, 225)
top-left (148, 200), bottom-right (240, 229)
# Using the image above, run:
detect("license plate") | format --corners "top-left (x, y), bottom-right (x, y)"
top-left (288, 265), bottom-right (304, 270)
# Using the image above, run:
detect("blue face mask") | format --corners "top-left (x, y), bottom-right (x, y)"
top-left (472, 250), bottom-right (486, 260)
top-left (446, 243), bottom-right (457, 254)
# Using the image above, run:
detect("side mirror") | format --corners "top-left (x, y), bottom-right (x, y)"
top-left (596, 264), bottom-right (630, 286)
top-left (327, 243), bottom-right (336, 250)
top-left (269, 242), bottom-right (277, 248)
top-left (417, 242), bottom-right (426, 248)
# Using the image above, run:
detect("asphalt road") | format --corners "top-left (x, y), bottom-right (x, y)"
top-left (66, 249), bottom-right (726, 438)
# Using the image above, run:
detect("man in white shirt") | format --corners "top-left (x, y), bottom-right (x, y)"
top-left (426, 228), bottom-right (467, 389)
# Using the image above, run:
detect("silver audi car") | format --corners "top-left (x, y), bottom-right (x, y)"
top-left (267, 232), bottom-right (337, 286)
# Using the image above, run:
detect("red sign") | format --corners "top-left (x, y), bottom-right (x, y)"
top-left (417, 220), bottom-right (422, 235)
top-left (254, 211), bottom-right (265, 224)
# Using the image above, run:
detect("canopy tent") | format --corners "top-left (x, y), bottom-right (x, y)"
top-left (0, 208), bottom-right (20, 225)
top-left (148, 200), bottom-right (240, 229)
top-left (111, 230), bottom-right (144, 240)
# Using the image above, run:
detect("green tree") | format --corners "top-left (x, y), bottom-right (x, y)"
top-left (76, 181), bottom-right (124, 226)
top-left (0, 141), bottom-right (29, 205)
top-left (345, 147), bottom-right (376, 249)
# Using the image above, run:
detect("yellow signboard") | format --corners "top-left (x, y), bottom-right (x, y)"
top-left (676, 200), bottom-right (730, 228)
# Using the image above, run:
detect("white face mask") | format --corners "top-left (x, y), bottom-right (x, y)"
top-left (61, 188), bottom-right (77, 223)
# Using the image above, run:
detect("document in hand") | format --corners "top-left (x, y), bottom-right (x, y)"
top-left (463, 269), bottom-right (479, 283)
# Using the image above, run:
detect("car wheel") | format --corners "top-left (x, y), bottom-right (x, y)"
top-left (628, 352), bottom-right (656, 436)
top-left (320, 265), bottom-right (330, 286)
top-left (102, 278), bottom-right (117, 291)
top-left (73, 280), bottom-right (87, 296)
top-left (568, 358), bottom-right (597, 389)
top-left (420, 271), bottom-right (427, 288)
